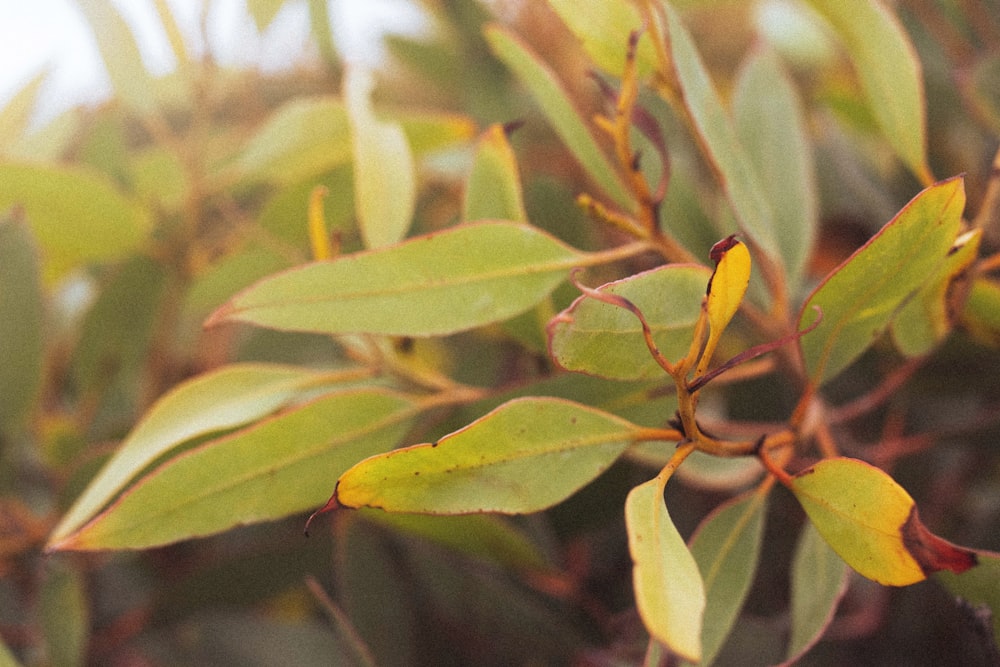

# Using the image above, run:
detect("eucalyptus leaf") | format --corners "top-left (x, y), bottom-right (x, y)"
top-left (805, 0), bottom-right (931, 182)
top-left (207, 222), bottom-right (587, 337)
top-left (334, 397), bottom-right (641, 514)
top-left (463, 123), bottom-right (527, 223)
top-left (891, 229), bottom-right (980, 357)
top-left (0, 212), bottom-right (44, 435)
top-left (683, 490), bottom-right (768, 667)
top-left (345, 67), bottom-right (416, 248)
top-left (785, 521), bottom-right (849, 664)
top-left (51, 389), bottom-right (420, 550)
top-left (545, 0), bottom-right (657, 78)
top-left (485, 25), bottom-right (632, 210)
top-left (799, 177), bottom-right (965, 385)
top-left (659, 2), bottom-right (780, 263)
top-left (626, 473), bottom-right (705, 662)
top-left (233, 96), bottom-right (352, 185)
top-left (733, 47), bottom-right (818, 294)
top-left (549, 264), bottom-right (710, 380)
top-left (0, 163), bottom-right (151, 281)
top-left (76, 0), bottom-right (157, 114)
top-left (48, 363), bottom-right (332, 547)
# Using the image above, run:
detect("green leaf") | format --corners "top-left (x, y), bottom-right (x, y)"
top-left (0, 163), bottom-right (151, 280)
top-left (207, 221), bottom-right (586, 337)
top-left (48, 363), bottom-right (330, 547)
top-left (463, 123), bottom-right (527, 223)
top-left (334, 397), bottom-right (641, 514)
top-left (485, 25), bottom-right (632, 210)
top-left (733, 47), bottom-right (818, 294)
top-left (659, 3), bottom-right (780, 263)
top-left (39, 558), bottom-right (88, 667)
top-left (0, 70), bottom-right (46, 151)
top-left (805, 0), bottom-right (931, 182)
top-left (360, 511), bottom-right (549, 572)
top-left (799, 177), bottom-right (966, 384)
top-left (961, 277), bottom-right (1000, 347)
top-left (345, 67), bottom-right (417, 248)
top-left (51, 389), bottom-right (419, 550)
top-left (71, 255), bottom-right (168, 397)
top-left (789, 457), bottom-right (977, 586)
top-left (548, 264), bottom-right (710, 380)
top-left (395, 109), bottom-right (476, 155)
top-left (626, 474), bottom-right (705, 662)
top-left (683, 490), bottom-right (768, 667)
top-left (936, 552), bottom-right (1000, 645)
top-left (786, 521), bottom-right (849, 663)
top-left (248, 0), bottom-right (287, 32)
top-left (545, 0), bottom-right (657, 78)
top-left (0, 212), bottom-right (44, 435)
top-left (233, 96), bottom-right (352, 185)
top-left (76, 0), bottom-right (157, 114)
top-left (891, 229), bottom-right (980, 357)
top-left (180, 243), bottom-right (292, 324)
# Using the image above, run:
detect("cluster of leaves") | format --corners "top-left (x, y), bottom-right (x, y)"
top-left (4, 0), bottom-right (1000, 664)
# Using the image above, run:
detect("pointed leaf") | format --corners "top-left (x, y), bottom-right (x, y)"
top-left (485, 25), bottom-right (632, 210)
top-left (248, 0), bottom-right (287, 32)
top-left (545, 0), bottom-right (657, 78)
top-left (733, 47), bottom-right (818, 293)
top-left (207, 222), bottom-right (586, 337)
top-left (548, 264), bottom-right (710, 380)
top-left (706, 237), bottom-right (751, 346)
top-left (0, 163), bottom-right (151, 280)
top-left (463, 123), bottom-right (527, 222)
top-left (48, 363), bottom-right (330, 546)
top-left (683, 489), bottom-right (768, 666)
top-left (76, 0), bottom-right (157, 114)
top-left (785, 521), bottom-right (849, 664)
top-left (659, 3), bottom-right (780, 262)
top-left (234, 96), bottom-right (352, 185)
top-left (799, 177), bottom-right (966, 385)
top-left (51, 389), bottom-right (419, 551)
top-left (891, 229), bottom-right (980, 357)
top-left (789, 457), bottom-right (977, 586)
top-left (805, 0), bottom-right (931, 182)
top-left (345, 67), bottom-right (417, 248)
top-left (334, 397), bottom-right (641, 514)
top-left (626, 474), bottom-right (705, 662)
top-left (0, 70), bottom-right (46, 150)
top-left (39, 558), bottom-right (88, 667)
top-left (0, 212), bottom-right (44, 434)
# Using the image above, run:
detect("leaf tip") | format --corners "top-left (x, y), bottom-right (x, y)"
top-left (901, 506), bottom-right (978, 577)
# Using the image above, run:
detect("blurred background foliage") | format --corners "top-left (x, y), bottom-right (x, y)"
top-left (2, 0), bottom-right (1000, 665)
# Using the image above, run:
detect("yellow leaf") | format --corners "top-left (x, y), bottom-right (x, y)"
top-left (698, 236), bottom-right (751, 376)
top-left (790, 458), bottom-right (977, 586)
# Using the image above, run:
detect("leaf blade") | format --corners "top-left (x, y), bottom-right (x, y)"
top-left (52, 389), bottom-right (419, 551)
top-left (48, 363), bottom-right (330, 547)
top-left (207, 222), bottom-right (586, 337)
top-left (789, 457), bottom-right (977, 586)
top-left (799, 177), bottom-right (966, 384)
top-left (345, 67), bottom-right (417, 248)
top-left (805, 0), bottom-right (931, 182)
top-left (626, 474), bottom-right (705, 662)
top-left (684, 489), bottom-right (768, 666)
top-left (485, 25), bottom-right (632, 210)
top-left (334, 397), bottom-right (640, 514)
top-left (548, 264), bottom-right (710, 380)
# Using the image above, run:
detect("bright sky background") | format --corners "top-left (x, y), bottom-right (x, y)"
top-left (0, 0), bottom-right (427, 127)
